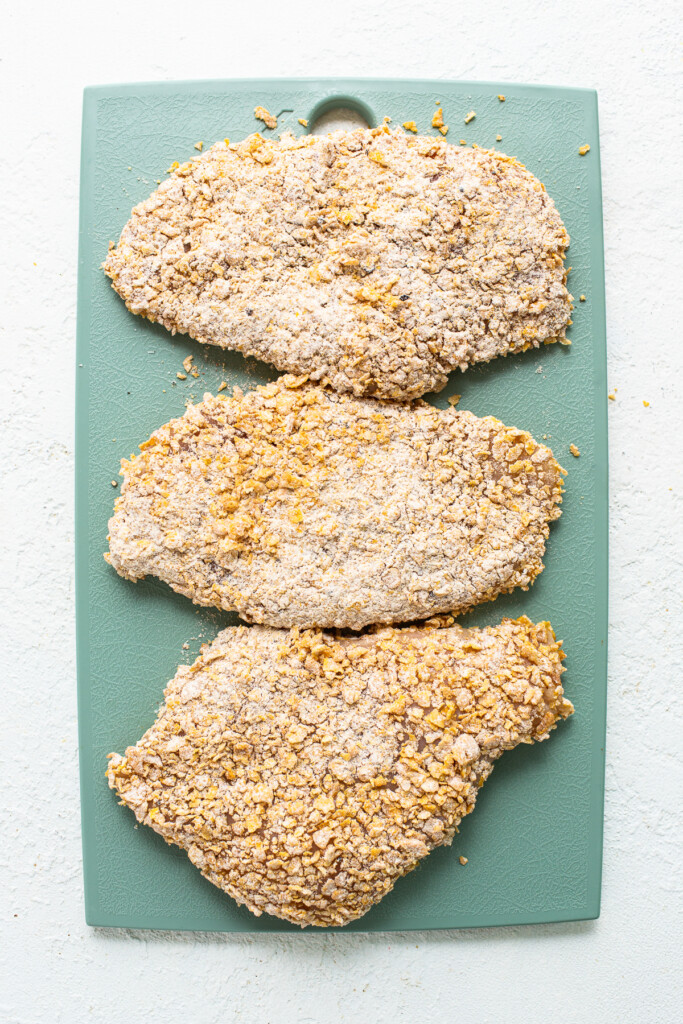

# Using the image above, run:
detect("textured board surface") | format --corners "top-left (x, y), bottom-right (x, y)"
top-left (75, 79), bottom-right (607, 933)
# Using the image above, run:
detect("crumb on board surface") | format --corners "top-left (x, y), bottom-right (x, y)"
top-left (431, 107), bottom-right (444, 129)
top-left (498, 95), bottom-right (505, 101)
top-left (194, 141), bottom-right (203, 151)
top-left (464, 110), bottom-right (476, 124)
top-left (298, 118), bottom-right (308, 127)
top-left (580, 295), bottom-right (586, 301)
top-left (643, 400), bottom-right (650, 407)
top-left (608, 392), bottom-right (616, 401)
top-left (579, 144), bottom-right (591, 156)
top-left (107, 617), bottom-right (572, 927)
top-left (569, 444), bottom-right (580, 457)
top-left (496, 134), bottom-right (502, 142)
top-left (254, 106), bottom-right (278, 130)
top-left (459, 856), bottom-right (469, 865)
top-left (402, 121), bottom-right (418, 132)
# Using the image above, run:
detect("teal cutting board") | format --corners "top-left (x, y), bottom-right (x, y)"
top-left (76, 79), bottom-right (607, 932)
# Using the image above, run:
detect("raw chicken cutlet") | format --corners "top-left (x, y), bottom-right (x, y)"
top-left (106, 376), bottom-right (565, 630)
top-left (107, 616), bottom-right (573, 927)
top-left (103, 127), bottom-right (572, 400)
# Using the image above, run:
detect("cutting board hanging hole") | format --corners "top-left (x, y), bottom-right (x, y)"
top-left (308, 96), bottom-right (375, 135)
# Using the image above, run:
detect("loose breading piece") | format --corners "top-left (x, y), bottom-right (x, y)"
top-left (107, 617), bottom-right (573, 927)
top-left (254, 105), bottom-right (277, 130)
top-left (106, 376), bottom-right (565, 630)
top-left (103, 127), bottom-right (572, 400)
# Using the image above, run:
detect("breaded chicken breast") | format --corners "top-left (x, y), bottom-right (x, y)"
top-left (107, 617), bottom-right (572, 927)
top-left (103, 128), bottom-right (571, 399)
top-left (106, 377), bottom-right (564, 629)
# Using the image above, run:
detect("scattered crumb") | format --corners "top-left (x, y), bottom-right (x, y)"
top-left (155, 179), bottom-right (161, 184)
top-left (176, 372), bottom-right (187, 380)
top-left (254, 106), bottom-right (277, 130)
top-left (608, 393), bottom-right (616, 401)
top-left (643, 400), bottom-right (650, 407)
top-left (464, 110), bottom-right (476, 124)
top-left (382, 115), bottom-right (392, 124)
top-left (194, 141), bottom-right (203, 151)
top-left (166, 161), bottom-right (180, 174)
top-left (459, 856), bottom-right (468, 865)
top-left (432, 107), bottom-right (444, 129)
top-left (111, 480), bottom-right (118, 487)
top-left (570, 444), bottom-right (581, 457)
top-left (498, 95), bottom-right (505, 102)
top-left (182, 355), bottom-right (194, 373)
top-left (402, 121), bottom-right (418, 133)
top-left (182, 642), bottom-right (190, 650)
top-left (218, 381), bottom-right (228, 392)
top-left (460, 139), bottom-right (467, 146)
top-left (438, 125), bottom-right (449, 136)
top-left (496, 134), bottom-right (502, 142)
top-left (127, 165), bottom-right (132, 171)
top-left (298, 118), bottom-right (308, 127)
top-left (580, 294), bottom-right (586, 301)
top-left (579, 144), bottom-right (591, 156)
top-left (447, 394), bottom-right (461, 406)
top-left (535, 365), bottom-right (543, 374)
top-left (224, 138), bottom-right (230, 146)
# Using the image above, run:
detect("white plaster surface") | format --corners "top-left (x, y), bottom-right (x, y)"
top-left (1, 2), bottom-right (682, 1021)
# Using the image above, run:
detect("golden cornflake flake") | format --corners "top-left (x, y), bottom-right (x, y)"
top-left (254, 106), bottom-right (278, 130)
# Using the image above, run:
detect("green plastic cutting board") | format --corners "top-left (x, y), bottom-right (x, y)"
top-left (76, 79), bottom-right (607, 932)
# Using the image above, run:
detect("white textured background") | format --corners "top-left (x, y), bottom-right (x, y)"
top-left (1, 2), bottom-right (681, 1021)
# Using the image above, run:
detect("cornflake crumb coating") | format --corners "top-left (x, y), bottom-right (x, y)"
top-left (103, 127), bottom-right (572, 400)
top-left (107, 617), bottom-right (572, 927)
top-left (106, 377), bottom-right (565, 630)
